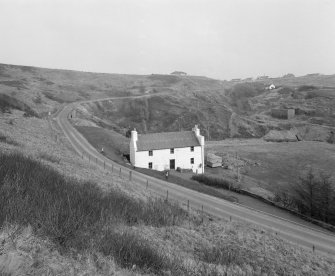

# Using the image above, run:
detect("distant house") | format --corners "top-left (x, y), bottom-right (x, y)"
top-left (271, 108), bottom-right (295, 119)
top-left (170, 71), bottom-right (187, 76)
top-left (130, 125), bottom-right (205, 173)
top-left (268, 84), bottom-right (276, 90)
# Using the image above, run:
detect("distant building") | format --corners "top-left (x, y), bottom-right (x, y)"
top-left (170, 71), bottom-right (187, 76)
top-left (268, 84), bottom-right (276, 90)
top-left (271, 108), bottom-right (295, 119)
top-left (231, 78), bottom-right (241, 82)
top-left (130, 125), bottom-right (205, 173)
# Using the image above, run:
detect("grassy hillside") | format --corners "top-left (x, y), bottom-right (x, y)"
top-left (81, 93), bottom-right (231, 140)
top-left (1, 63), bottom-right (334, 140)
top-left (1, 102), bottom-right (335, 275)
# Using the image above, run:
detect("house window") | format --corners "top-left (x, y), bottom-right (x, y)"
top-left (149, 150), bottom-right (153, 156)
top-left (148, 162), bottom-right (153, 169)
top-left (190, 158), bottom-right (194, 164)
top-left (170, 148), bottom-right (174, 154)
top-left (190, 146), bottom-right (194, 152)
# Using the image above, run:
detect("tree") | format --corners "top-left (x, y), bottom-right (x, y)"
top-left (294, 168), bottom-right (319, 217)
top-left (317, 172), bottom-right (334, 223)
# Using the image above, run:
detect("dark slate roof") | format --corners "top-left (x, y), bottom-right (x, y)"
top-left (137, 131), bottom-right (200, 151)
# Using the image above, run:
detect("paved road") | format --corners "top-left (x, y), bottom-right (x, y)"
top-left (56, 99), bottom-right (335, 257)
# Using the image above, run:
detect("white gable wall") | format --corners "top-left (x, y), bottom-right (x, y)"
top-left (134, 145), bottom-right (203, 173)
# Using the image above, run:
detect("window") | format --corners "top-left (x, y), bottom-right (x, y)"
top-left (190, 158), bottom-right (194, 164)
top-left (170, 148), bottom-right (174, 154)
top-left (148, 162), bottom-right (152, 169)
top-left (149, 150), bottom-right (153, 156)
top-left (190, 146), bottom-right (194, 152)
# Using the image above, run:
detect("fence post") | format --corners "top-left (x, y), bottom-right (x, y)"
top-left (146, 180), bottom-right (148, 189)
top-left (187, 200), bottom-right (189, 212)
top-left (112, 164), bottom-right (114, 173)
top-left (201, 205), bottom-right (204, 223)
top-left (313, 245), bottom-right (315, 253)
top-left (129, 171), bottom-right (132, 181)
top-left (166, 190), bottom-right (169, 201)
top-left (119, 167), bottom-right (122, 178)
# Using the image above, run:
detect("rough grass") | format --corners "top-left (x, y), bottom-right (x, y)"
top-left (37, 151), bottom-right (61, 164)
top-left (0, 132), bottom-right (20, 146)
top-left (0, 152), bottom-right (188, 273)
top-left (0, 93), bottom-right (38, 117)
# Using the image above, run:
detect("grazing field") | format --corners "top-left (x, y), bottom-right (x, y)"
top-left (206, 140), bottom-right (335, 194)
top-left (75, 125), bottom-right (129, 163)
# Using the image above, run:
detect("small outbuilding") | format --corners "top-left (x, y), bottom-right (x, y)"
top-left (271, 108), bottom-right (295, 119)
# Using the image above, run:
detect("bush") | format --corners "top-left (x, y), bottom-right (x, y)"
top-left (192, 174), bottom-right (239, 192)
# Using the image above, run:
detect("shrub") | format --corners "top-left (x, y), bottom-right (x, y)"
top-left (192, 174), bottom-right (239, 192)
top-left (33, 94), bottom-right (42, 104)
top-left (0, 132), bottom-right (20, 146)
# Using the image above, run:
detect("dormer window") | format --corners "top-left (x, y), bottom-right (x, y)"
top-left (149, 150), bottom-right (153, 156)
top-left (190, 146), bottom-right (194, 152)
top-left (170, 148), bottom-right (174, 154)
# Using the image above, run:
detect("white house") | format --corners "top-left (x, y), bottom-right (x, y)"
top-left (130, 125), bottom-right (205, 174)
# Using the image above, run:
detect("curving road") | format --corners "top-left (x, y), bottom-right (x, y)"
top-left (56, 98), bottom-right (335, 257)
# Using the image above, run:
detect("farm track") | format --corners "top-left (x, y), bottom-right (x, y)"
top-left (56, 96), bottom-right (335, 257)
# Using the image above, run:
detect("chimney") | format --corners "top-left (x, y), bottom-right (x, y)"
top-left (131, 128), bottom-right (138, 142)
top-left (192, 125), bottom-right (200, 136)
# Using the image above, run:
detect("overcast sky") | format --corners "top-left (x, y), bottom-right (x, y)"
top-left (0, 0), bottom-right (334, 80)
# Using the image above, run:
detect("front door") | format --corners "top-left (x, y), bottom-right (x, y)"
top-left (169, 159), bottom-right (175, 170)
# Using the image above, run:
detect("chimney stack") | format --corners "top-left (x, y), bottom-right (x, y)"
top-left (193, 125), bottom-right (200, 136)
top-left (131, 128), bottom-right (138, 142)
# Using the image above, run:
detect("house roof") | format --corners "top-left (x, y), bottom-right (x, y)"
top-left (136, 131), bottom-right (200, 151)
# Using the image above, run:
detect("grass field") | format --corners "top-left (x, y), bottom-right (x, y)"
top-left (75, 125), bottom-right (129, 163)
top-left (207, 140), bottom-right (335, 195)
